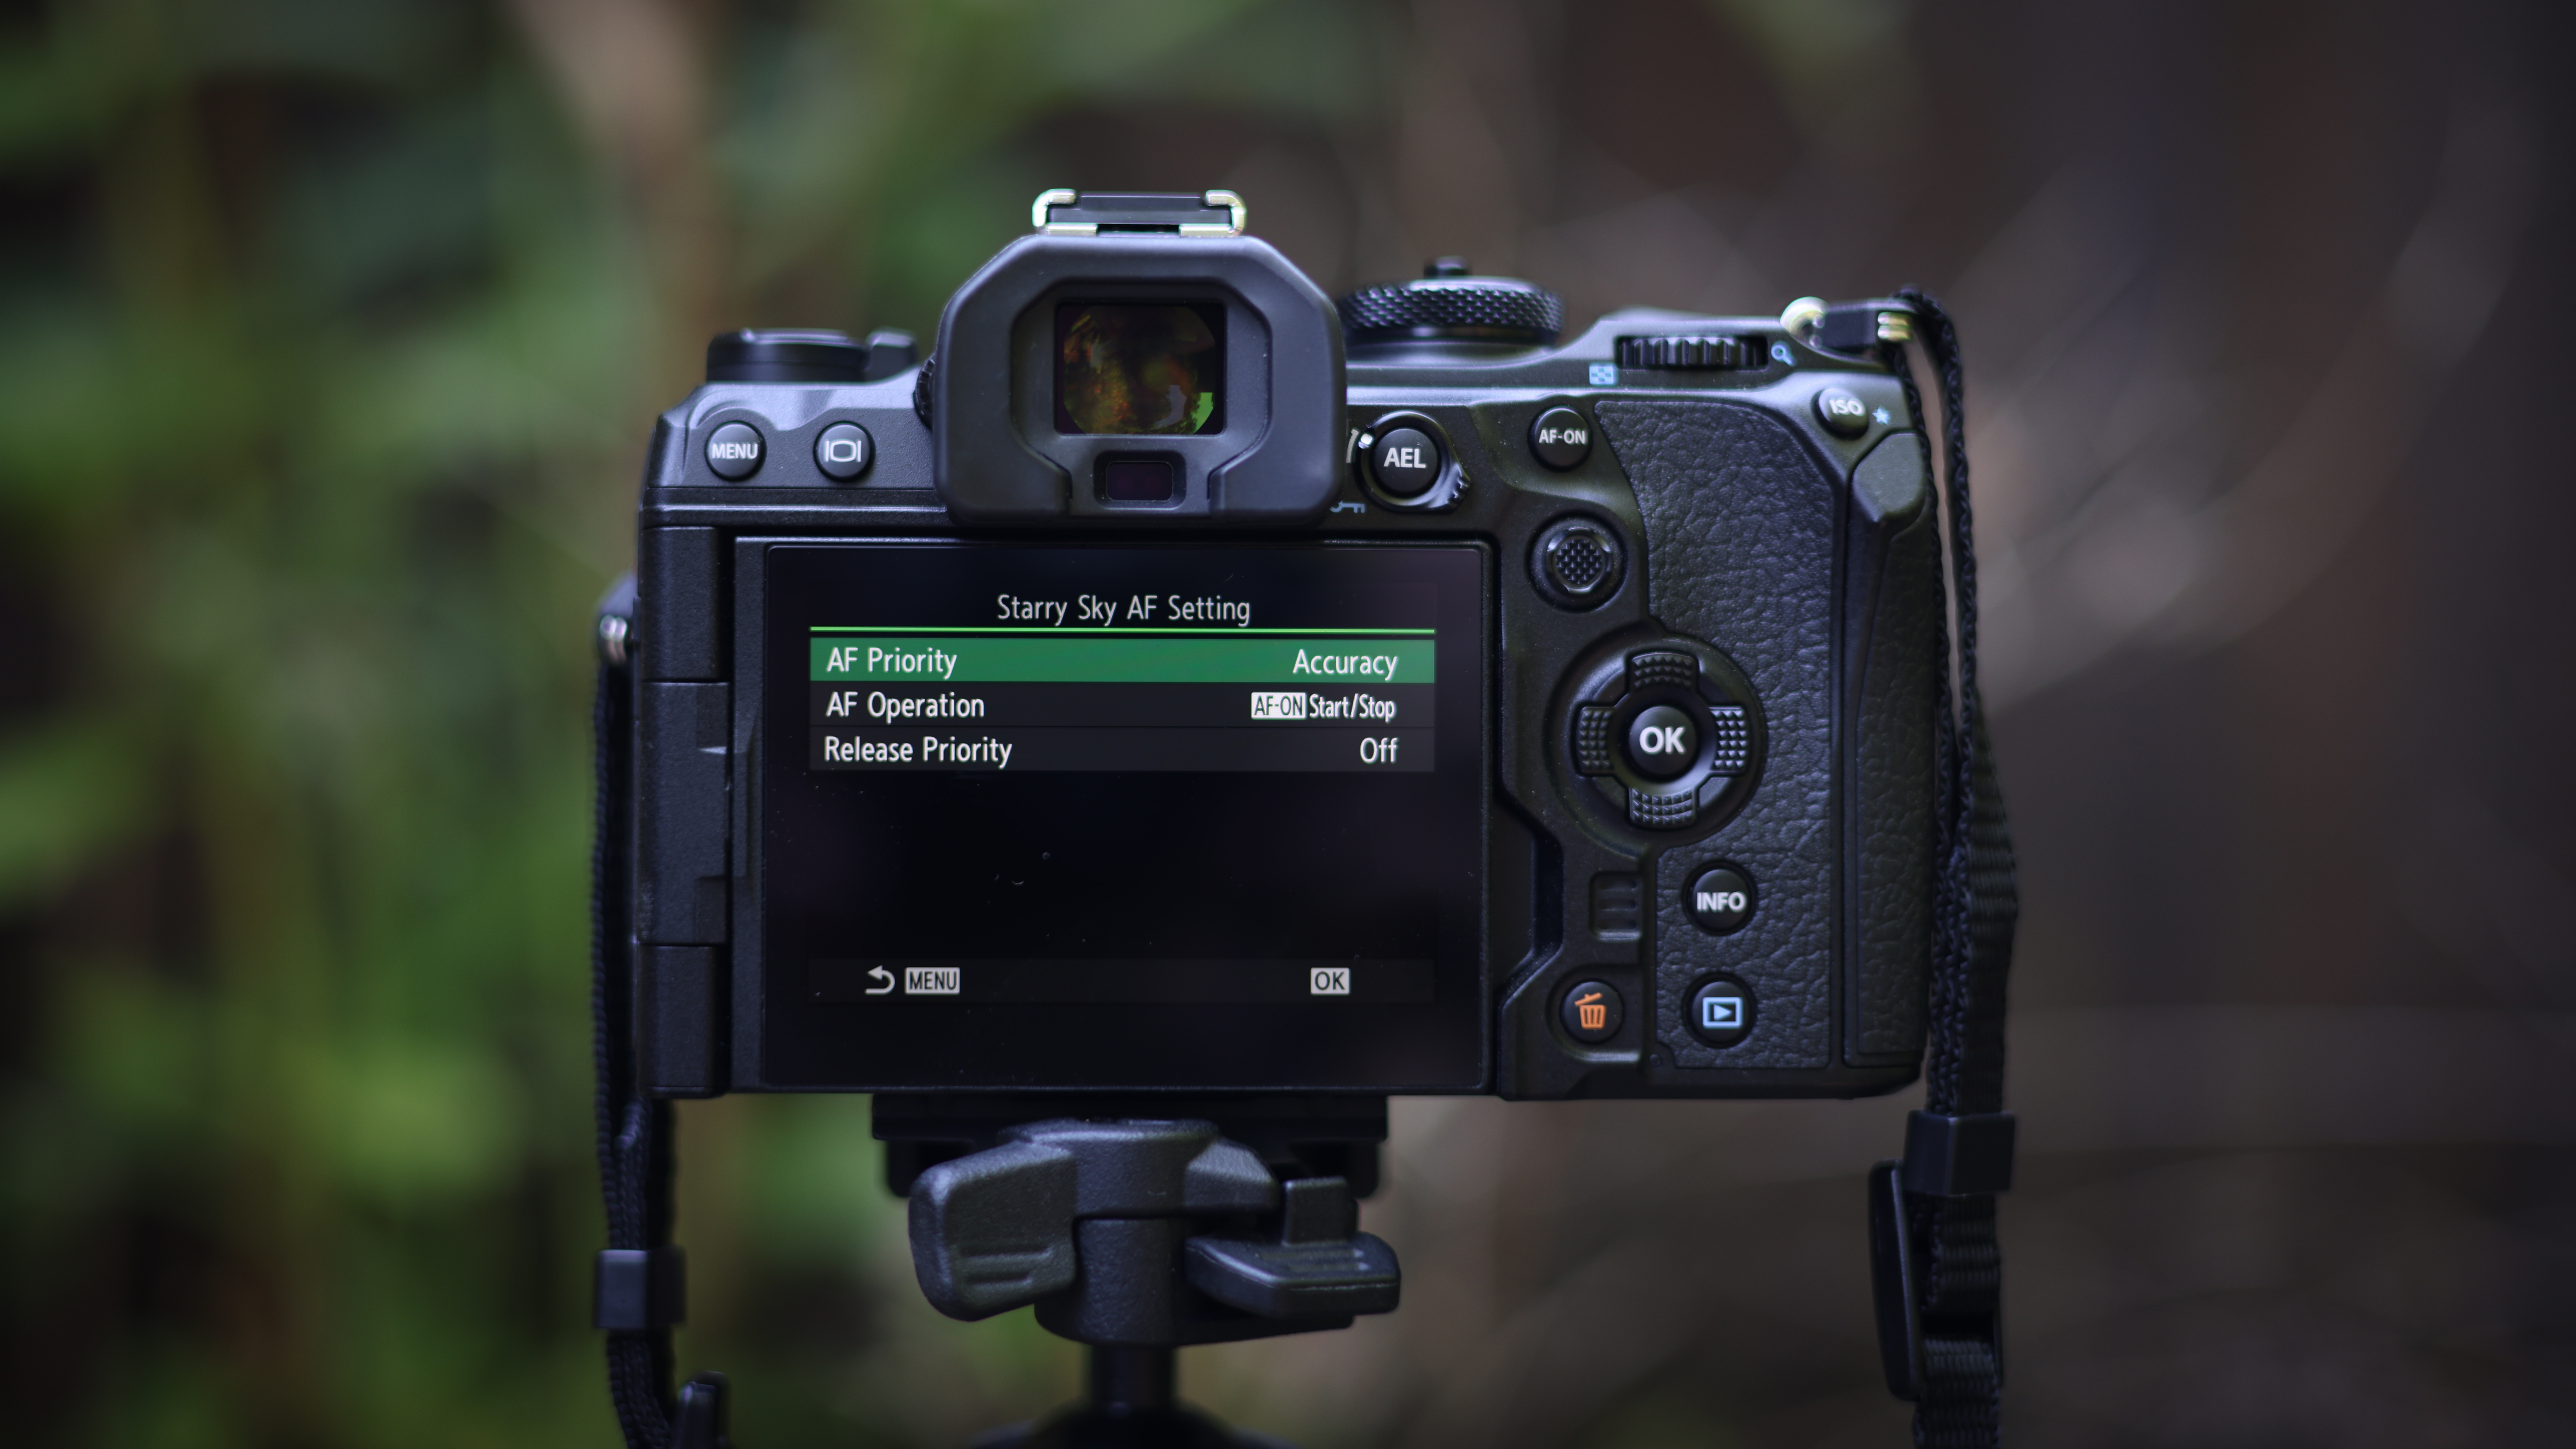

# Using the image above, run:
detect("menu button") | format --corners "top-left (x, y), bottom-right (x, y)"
top-left (706, 421), bottom-right (765, 479)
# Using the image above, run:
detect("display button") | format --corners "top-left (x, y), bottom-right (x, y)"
top-left (1559, 979), bottom-right (1623, 1043)
top-left (706, 421), bottom-right (765, 479)
top-left (1688, 977), bottom-right (1754, 1047)
top-left (814, 422), bottom-right (873, 480)
top-left (1529, 407), bottom-right (1592, 469)
top-left (1625, 704), bottom-right (1697, 780)
top-left (1687, 866), bottom-right (1755, 934)
top-left (1368, 426), bottom-right (1442, 497)
top-left (1814, 387), bottom-right (1870, 438)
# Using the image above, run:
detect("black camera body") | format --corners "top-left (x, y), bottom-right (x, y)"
top-left (623, 192), bottom-right (1940, 1109)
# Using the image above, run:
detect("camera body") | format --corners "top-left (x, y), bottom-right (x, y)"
top-left (623, 193), bottom-right (1939, 1106)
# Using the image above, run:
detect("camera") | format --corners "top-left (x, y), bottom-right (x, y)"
top-left (599, 188), bottom-right (1990, 1445)
top-left (621, 186), bottom-right (1941, 1116)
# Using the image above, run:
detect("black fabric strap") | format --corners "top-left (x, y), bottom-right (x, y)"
top-left (1877, 290), bottom-right (2021, 1447)
top-left (593, 631), bottom-right (682, 1449)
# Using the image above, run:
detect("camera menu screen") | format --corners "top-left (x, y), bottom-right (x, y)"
top-left (806, 623), bottom-right (1434, 773)
top-left (759, 542), bottom-right (1487, 1092)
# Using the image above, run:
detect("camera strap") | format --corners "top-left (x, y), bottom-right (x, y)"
top-left (1866, 291), bottom-right (2021, 1447)
top-left (590, 590), bottom-right (732, 1449)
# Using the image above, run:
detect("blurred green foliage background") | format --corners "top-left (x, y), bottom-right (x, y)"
top-left (0, 1), bottom-right (1417, 1442)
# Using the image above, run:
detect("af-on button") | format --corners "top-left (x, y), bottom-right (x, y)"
top-left (1529, 406), bottom-right (1591, 469)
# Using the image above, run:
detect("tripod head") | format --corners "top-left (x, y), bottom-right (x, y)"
top-left (908, 1117), bottom-right (1398, 1343)
top-left (891, 1105), bottom-right (1398, 1446)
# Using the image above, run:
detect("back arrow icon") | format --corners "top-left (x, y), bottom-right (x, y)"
top-left (866, 965), bottom-right (896, 995)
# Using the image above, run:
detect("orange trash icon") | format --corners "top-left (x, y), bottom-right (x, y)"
top-left (1575, 991), bottom-right (1607, 1031)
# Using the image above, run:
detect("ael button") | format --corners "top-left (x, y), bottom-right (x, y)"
top-left (1368, 426), bottom-right (1443, 498)
top-left (1559, 979), bottom-right (1624, 1044)
top-left (706, 422), bottom-right (764, 480)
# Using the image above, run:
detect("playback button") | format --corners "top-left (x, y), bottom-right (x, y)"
top-left (1687, 977), bottom-right (1754, 1047)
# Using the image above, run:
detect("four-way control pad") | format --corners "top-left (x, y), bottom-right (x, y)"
top-left (1566, 642), bottom-right (1763, 832)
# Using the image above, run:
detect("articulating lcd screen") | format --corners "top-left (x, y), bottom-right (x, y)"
top-left (759, 542), bottom-right (1487, 1090)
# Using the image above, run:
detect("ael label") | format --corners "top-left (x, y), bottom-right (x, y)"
top-left (1378, 440), bottom-right (1430, 471)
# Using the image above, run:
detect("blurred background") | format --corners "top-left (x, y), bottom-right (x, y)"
top-left (3, 0), bottom-right (2571, 1444)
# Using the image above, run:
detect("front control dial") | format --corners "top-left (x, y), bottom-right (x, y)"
top-left (1566, 643), bottom-right (1764, 833)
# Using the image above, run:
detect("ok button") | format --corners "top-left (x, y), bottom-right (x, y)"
top-left (1625, 704), bottom-right (1698, 779)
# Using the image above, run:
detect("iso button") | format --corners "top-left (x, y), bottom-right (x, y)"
top-left (815, 422), bottom-right (873, 480)
top-left (1368, 426), bottom-right (1443, 498)
top-left (1529, 406), bottom-right (1591, 469)
top-left (705, 421), bottom-right (765, 479)
top-left (1814, 386), bottom-right (1870, 439)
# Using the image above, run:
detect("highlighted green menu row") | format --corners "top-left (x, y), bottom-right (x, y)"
top-left (810, 634), bottom-right (1437, 685)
